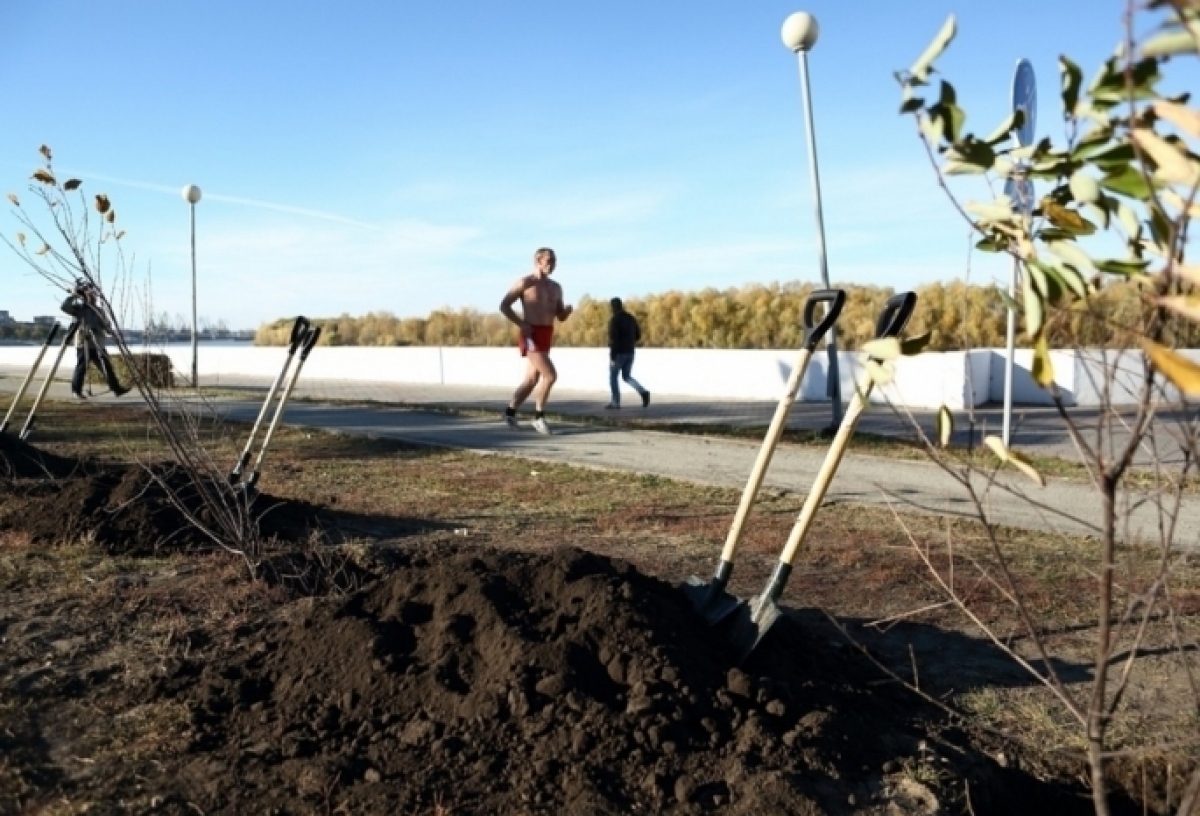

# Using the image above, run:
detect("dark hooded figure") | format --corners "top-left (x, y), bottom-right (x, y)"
top-left (606, 297), bottom-right (649, 409)
top-left (60, 281), bottom-right (129, 398)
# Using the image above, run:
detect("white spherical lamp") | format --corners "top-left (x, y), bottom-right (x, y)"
top-left (182, 184), bottom-right (202, 204)
top-left (781, 12), bottom-right (819, 53)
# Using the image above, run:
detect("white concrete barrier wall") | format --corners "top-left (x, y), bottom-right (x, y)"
top-left (0, 343), bottom-right (1189, 409)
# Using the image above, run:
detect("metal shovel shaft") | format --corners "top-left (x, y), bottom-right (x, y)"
top-left (230, 317), bottom-right (309, 482)
top-left (231, 351), bottom-right (298, 478)
top-left (245, 326), bottom-right (321, 489)
top-left (1, 322), bottom-right (59, 434)
top-left (19, 322), bottom-right (77, 441)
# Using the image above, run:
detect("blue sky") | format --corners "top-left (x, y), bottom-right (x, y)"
top-left (0, 1), bottom-right (1128, 329)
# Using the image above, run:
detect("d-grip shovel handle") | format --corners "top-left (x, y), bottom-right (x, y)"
top-left (288, 316), bottom-right (311, 352)
top-left (874, 291), bottom-right (917, 342)
top-left (299, 325), bottom-right (321, 358)
top-left (775, 291), bottom-right (918, 568)
top-left (714, 288), bottom-right (847, 568)
top-left (802, 289), bottom-right (846, 352)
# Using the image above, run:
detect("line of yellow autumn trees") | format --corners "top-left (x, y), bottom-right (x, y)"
top-left (255, 279), bottom-right (1187, 350)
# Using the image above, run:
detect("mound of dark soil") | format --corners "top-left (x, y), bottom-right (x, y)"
top-left (159, 544), bottom-right (1096, 815)
top-left (0, 431), bottom-right (81, 479)
top-left (0, 451), bottom-right (324, 555)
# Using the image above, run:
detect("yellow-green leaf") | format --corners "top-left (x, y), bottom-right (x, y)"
top-left (1046, 240), bottom-right (1094, 271)
top-left (983, 110), bottom-right (1019, 145)
top-left (1153, 100), bottom-right (1200, 139)
top-left (920, 113), bottom-right (945, 145)
top-left (1117, 202), bottom-right (1140, 238)
top-left (1142, 339), bottom-right (1200, 395)
top-left (1068, 171), bottom-right (1100, 203)
top-left (866, 359), bottom-right (895, 386)
top-left (996, 286), bottom-right (1021, 312)
top-left (116, 230), bottom-right (126, 240)
top-left (6, 193), bottom-right (18, 207)
top-left (1022, 268), bottom-right (1044, 338)
top-left (1157, 295), bottom-right (1200, 323)
top-left (862, 337), bottom-right (901, 362)
top-left (1032, 333), bottom-right (1054, 388)
top-left (16, 232), bottom-right (25, 245)
top-left (1131, 128), bottom-right (1200, 187)
top-left (1142, 30), bottom-right (1199, 58)
top-left (983, 435), bottom-right (1046, 486)
top-left (966, 197), bottom-right (1015, 224)
top-left (1007, 448), bottom-right (1047, 487)
top-left (35, 244), bottom-right (49, 256)
top-left (1056, 262), bottom-right (1089, 299)
top-left (1173, 264), bottom-right (1200, 287)
top-left (1043, 201), bottom-right (1096, 234)
top-left (984, 435), bottom-right (1008, 461)
top-left (937, 406), bottom-right (954, 447)
top-left (909, 15), bottom-right (957, 82)
top-left (900, 331), bottom-right (932, 355)
top-left (1162, 189), bottom-right (1200, 218)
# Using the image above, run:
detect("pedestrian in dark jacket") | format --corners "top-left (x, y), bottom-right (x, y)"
top-left (606, 297), bottom-right (649, 409)
top-left (60, 282), bottom-right (129, 399)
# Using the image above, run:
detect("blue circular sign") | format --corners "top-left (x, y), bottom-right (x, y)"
top-left (1011, 59), bottom-right (1037, 147)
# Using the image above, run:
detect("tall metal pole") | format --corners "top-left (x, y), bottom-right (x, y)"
top-left (183, 184), bottom-right (202, 388)
top-left (1003, 258), bottom-right (1017, 446)
top-left (795, 43), bottom-right (842, 428)
top-left (190, 201), bottom-right (198, 388)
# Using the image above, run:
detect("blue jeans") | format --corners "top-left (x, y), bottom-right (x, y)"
top-left (609, 353), bottom-right (647, 405)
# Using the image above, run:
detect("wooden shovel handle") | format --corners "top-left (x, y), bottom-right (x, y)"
top-left (777, 290), bottom-right (918, 567)
top-left (719, 347), bottom-right (814, 561)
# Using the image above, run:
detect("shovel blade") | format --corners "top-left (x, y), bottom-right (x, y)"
top-left (724, 593), bottom-right (782, 664)
top-left (681, 575), bottom-right (742, 626)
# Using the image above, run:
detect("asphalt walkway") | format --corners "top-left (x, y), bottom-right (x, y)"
top-left (3, 369), bottom-right (1197, 549)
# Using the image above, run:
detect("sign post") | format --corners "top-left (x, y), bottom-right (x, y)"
top-left (1002, 59), bottom-right (1036, 447)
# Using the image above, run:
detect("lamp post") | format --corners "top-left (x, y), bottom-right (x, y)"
top-left (182, 184), bottom-right (202, 388)
top-left (781, 11), bottom-right (842, 430)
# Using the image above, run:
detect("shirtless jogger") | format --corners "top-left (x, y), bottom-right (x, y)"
top-left (499, 247), bottom-right (573, 434)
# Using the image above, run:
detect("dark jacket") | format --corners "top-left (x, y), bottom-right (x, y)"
top-left (608, 310), bottom-right (641, 357)
top-left (61, 294), bottom-right (112, 349)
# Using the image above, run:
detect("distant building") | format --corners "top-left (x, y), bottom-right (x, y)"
top-left (31, 316), bottom-right (57, 326)
top-left (0, 311), bottom-right (12, 325)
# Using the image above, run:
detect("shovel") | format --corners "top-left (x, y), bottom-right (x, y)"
top-left (0, 321), bottom-right (61, 434)
top-left (682, 288), bottom-right (846, 623)
top-left (726, 291), bottom-right (918, 662)
top-left (235, 322), bottom-right (322, 491)
top-left (229, 316), bottom-right (310, 484)
top-left (19, 321), bottom-right (79, 441)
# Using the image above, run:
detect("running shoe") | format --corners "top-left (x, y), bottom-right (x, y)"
top-left (604, 403), bottom-right (620, 410)
top-left (641, 391), bottom-right (651, 408)
top-left (531, 416), bottom-right (551, 435)
top-left (504, 413), bottom-right (519, 429)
